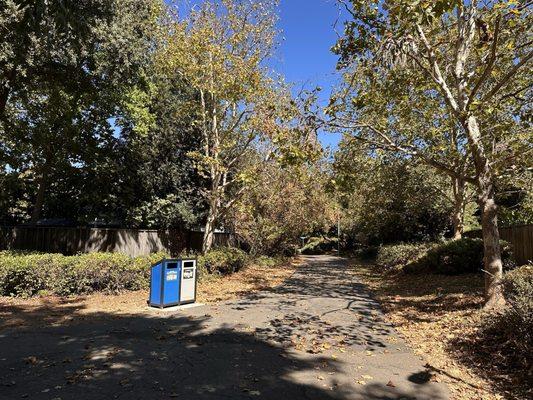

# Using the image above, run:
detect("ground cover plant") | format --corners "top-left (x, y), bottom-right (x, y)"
top-left (372, 238), bottom-right (514, 275)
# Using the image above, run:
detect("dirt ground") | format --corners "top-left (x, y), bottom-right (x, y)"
top-left (0, 258), bottom-right (302, 332)
top-left (350, 261), bottom-right (527, 400)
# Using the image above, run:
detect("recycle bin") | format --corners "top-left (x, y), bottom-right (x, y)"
top-left (148, 258), bottom-right (197, 308)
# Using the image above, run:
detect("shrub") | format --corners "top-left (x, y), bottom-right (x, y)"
top-left (375, 242), bottom-right (433, 270)
top-left (198, 247), bottom-right (248, 275)
top-left (0, 252), bottom-right (165, 297)
top-left (481, 265), bottom-right (533, 373)
top-left (404, 238), bottom-right (514, 275)
top-left (352, 246), bottom-right (378, 260)
top-left (301, 236), bottom-right (337, 255)
top-left (502, 264), bottom-right (533, 339)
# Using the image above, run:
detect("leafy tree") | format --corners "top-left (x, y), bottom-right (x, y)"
top-left (331, 0), bottom-right (532, 308)
top-left (334, 141), bottom-right (453, 245)
top-left (0, 0), bottom-right (161, 223)
top-left (231, 158), bottom-right (336, 255)
top-left (159, 0), bottom-right (304, 251)
top-left (115, 72), bottom-right (206, 229)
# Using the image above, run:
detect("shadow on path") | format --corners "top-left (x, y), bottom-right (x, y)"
top-left (0, 255), bottom-right (448, 399)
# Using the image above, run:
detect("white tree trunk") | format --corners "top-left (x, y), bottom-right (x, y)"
top-left (203, 198), bottom-right (217, 253)
top-left (451, 177), bottom-right (466, 240)
top-left (464, 115), bottom-right (505, 308)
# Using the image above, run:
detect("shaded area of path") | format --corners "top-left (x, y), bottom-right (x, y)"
top-left (0, 255), bottom-right (448, 399)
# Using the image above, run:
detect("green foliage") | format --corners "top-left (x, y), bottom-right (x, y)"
top-left (232, 161), bottom-right (335, 255)
top-left (375, 242), bottom-right (433, 270)
top-left (0, 0), bottom-right (164, 224)
top-left (0, 252), bottom-right (166, 297)
top-left (404, 239), bottom-right (514, 275)
top-left (197, 247), bottom-right (248, 276)
top-left (300, 236), bottom-right (338, 255)
top-left (372, 238), bottom-right (515, 275)
top-left (351, 246), bottom-right (378, 260)
top-left (253, 255), bottom-right (287, 268)
top-left (334, 146), bottom-right (453, 245)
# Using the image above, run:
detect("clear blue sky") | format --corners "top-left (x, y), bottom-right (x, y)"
top-left (274, 0), bottom-right (344, 150)
top-left (169, 0), bottom-right (345, 149)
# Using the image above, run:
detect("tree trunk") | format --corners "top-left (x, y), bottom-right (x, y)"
top-left (30, 159), bottom-right (51, 225)
top-left (0, 87), bottom-right (9, 117)
top-left (479, 190), bottom-right (504, 308)
top-left (202, 202), bottom-right (216, 253)
top-left (451, 177), bottom-right (466, 240)
top-left (0, 70), bottom-right (15, 118)
top-left (464, 115), bottom-right (504, 308)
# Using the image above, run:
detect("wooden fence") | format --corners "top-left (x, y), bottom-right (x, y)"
top-left (465, 224), bottom-right (533, 266)
top-left (0, 226), bottom-right (232, 257)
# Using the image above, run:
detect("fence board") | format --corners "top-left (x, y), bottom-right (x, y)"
top-left (0, 226), bottom-right (232, 257)
top-left (465, 224), bottom-right (533, 266)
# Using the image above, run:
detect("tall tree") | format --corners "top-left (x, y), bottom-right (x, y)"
top-left (331, 0), bottom-right (532, 308)
top-left (159, 0), bottom-right (297, 252)
top-left (0, 0), bottom-right (161, 223)
top-left (329, 63), bottom-right (475, 239)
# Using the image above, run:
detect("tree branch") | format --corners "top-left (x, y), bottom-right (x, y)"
top-left (415, 24), bottom-right (460, 114)
top-left (468, 16), bottom-right (500, 106)
top-left (330, 120), bottom-right (477, 184)
top-left (482, 50), bottom-right (533, 103)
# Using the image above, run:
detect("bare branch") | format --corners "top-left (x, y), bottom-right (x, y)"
top-left (415, 24), bottom-right (460, 114)
top-left (482, 50), bottom-right (533, 103)
top-left (468, 16), bottom-right (500, 106)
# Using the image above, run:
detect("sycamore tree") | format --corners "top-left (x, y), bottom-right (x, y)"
top-left (329, 65), bottom-right (476, 239)
top-left (330, 0), bottom-right (532, 308)
top-left (160, 0), bottom-right (308, 252)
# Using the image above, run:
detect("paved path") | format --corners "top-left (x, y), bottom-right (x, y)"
top-left (0, 255), bottom-right (448, 399)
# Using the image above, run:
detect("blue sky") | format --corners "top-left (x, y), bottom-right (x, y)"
top-left (274, 0), bottom-right (345, 149)
top-left (170, 0), bottom-right (346, 149)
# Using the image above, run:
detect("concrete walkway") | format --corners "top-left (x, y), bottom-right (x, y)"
top-left (0, 255), bottom-right (448, 399)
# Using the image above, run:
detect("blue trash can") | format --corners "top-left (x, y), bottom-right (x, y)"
top-left (148, 258), bottom-right (197, 308)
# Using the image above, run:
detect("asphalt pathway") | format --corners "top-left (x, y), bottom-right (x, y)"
top-left (0, 255), bottom-right (449, 399)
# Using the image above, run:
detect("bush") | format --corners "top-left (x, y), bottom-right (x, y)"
top-left (351, 246), bottom-right (378, 260)
top-left (0, 252), bottom-right (165, 297)
top-left (197, 247), bottom-right (248, 276)
top-left (300, 236), bottom-right (337, 255)
top-left (404, 238), bottom-right (514, 275)
top-left (481, 265), bottom-right (533, 372)
top-left (502, 265), bottom-right (533, 339)
top-left (375, 242), bottom-right (433, 270)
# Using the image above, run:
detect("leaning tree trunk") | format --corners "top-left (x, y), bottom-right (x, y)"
top-left (464, 115), bottom-right (505, 308)
top-left (451, 176), bottom-right (466, 240)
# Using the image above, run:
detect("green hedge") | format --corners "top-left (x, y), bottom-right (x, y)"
top-left (197, 247), bottom-right (248, 276)
top-left (0, 252), bottom-right (166, 297)
top-left (374, 238), bottom-right (514, 275)
top-left (404, 238), bottom-right (514, 275)
top-left (375, 242), bottom-right (432, 270)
